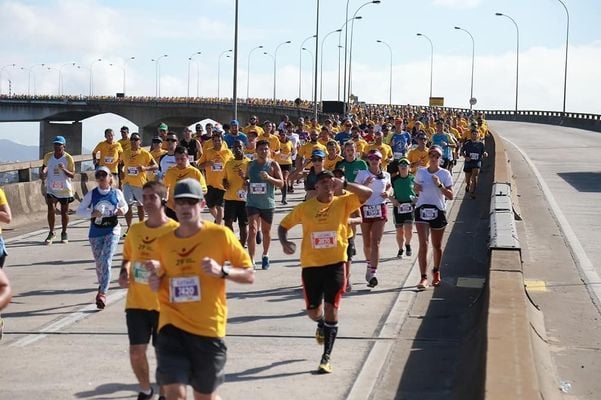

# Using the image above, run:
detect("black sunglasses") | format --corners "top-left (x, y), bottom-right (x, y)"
top-left (95, 172), bottom-right (108, 179)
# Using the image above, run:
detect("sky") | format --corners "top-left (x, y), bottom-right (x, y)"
top-left (0, 0), bottom-right (600, 153)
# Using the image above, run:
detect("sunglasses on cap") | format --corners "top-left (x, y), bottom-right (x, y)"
top-left (95, 172), bottom-right (108, 179)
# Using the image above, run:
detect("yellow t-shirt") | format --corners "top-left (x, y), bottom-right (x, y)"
top-left (407, 147), bottom-right (430, 174)
top-left (363, 143), bottom-right (394, 169)
top-left (223, 158), bottom-right (250, 201)
top-left (149, 148), bottom-right (168, 181)
top-left (299, 142), bottom-right (327, 161)
top-left (280, 193), bottom-right (362, 267)
top-left (93, 141), bottom-right (123, 173)
top-left (258, 133), bottom-right (280, 156)
top-left (163, 166), bottom-right (207, 210)
top-left (118, 138), bottom-right (131, 155)
top-left (243, 125), bottom-right (265, 136)
top-left (123, 219), bottom-right (179, 311)
top-left (198, 148), bottom-right (234, 190)
top-left (0, 188), bottom-right (7, 235)
top-left (155, 222), bottom-right (252, 337)
top-left (324, 155), bottom-right (343, 172)
top-left (202, 141), bottom-right (228, 154)
top-left (276, 141), bottom-right (294, 166)
top-left (352, 138), bottom-right (369, 155)
top-left (122, 149), bottom-right (155, 187)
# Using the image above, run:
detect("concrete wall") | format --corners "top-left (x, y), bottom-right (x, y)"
top-left (39, 121), bottom-right (83, 158)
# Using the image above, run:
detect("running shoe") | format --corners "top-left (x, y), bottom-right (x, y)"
top-left (95, 293), bottom-right (106, 310)
top-left (256, 231), bottom-right (262, 244)
top-left (317, 354), bottom-right (332, 374)
top-left (397, 249), bottom-right (403, 259)
top-left (417, 276), bottom-right (429, 290)
top-left (432, 270), bottom-right (442, 287)
top-left (281, 199), bottom-right (288, 205)
top-left (366, 268), bottom-right (378, 288)
top-left (60, 232), bottom-right (68, 244)
top-left (136, 388), bottom-right (154, 400)
top-left (405, 245), bottom-right (412, 257)
top-left (315, 325), bottom-right (325, 345)
top-left (261, 255), bottom-right (270, 270)
top-left (44, 231), bottom-right (55, 245)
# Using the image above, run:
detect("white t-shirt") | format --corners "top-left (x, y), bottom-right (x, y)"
top-left (45, 153), bottom-right (74, 198)
top-left (354, 169), bottom-right (391, 206)
top-left (414, 167), bottom-right (453, 211)
top-left (286, 132), bottom-right (300, 160)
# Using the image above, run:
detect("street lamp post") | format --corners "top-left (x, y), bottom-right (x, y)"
top-left (337, 16), bottom-right (361, 102)
top-left (58, 62), bottom-right (76, 96)
top-left (187, 51), bottom-right (201, 98)
top-left (416, 33), bottom-right (434, 102)
top-left (27, 63), bottom-right (46, 96)
top-left (347, 1), bottom-right (381, 112)
top-left (320, 28), bottom-right (342, 105)
top-left (302, 48), bottom-right (315, 101)
top-left (45, 66), bottom-right (60, 95)
top-left (88, 58), bottom-right (102, 97)
top-left (376, 40), bottom-right (392, 106)
top-left (495, 13), bottom-right (520, 115)
top-left (0, 64), bottom-right (16, 95)
top-left (454, 26), bottom-right (475, 110)
top-left (246, 45), bottom-right (264, 101)
top-left (151, 55), bottom-right (168, 98)
top-left (218, 49), bottom-right (233, 99)
top-left (299, 35), bottom-right (316, 100)
top-left (313, 0), bottom-right (320, 119)
top-left (273, 40), bottom-right (292, 104)
top-left (556, 0), bottom-right (569, 115)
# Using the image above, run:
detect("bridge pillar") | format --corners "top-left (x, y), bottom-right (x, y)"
top-left (39, 121), bottom-right (83, 158)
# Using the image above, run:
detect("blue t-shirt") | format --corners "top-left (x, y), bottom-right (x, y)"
top-left (224, 132), bottom-right (248, 148)
top-left (334, 131), bottom-right (352, 146)
top-left (390, 131), bottom-right (412, 158)
top-left (431, 132), bottom-right (453, 160)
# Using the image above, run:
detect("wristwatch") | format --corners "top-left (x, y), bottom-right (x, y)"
top-left (221, 265), bottom-right (231, 278)
top-left (438, 184), bottom-right (443, 189)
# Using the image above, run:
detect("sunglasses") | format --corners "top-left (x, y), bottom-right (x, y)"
top-left (95, 172), bottom-right (108, 179)
top-left (175, 198), bottom-right (200, 206)
top-left (311, 157), bottom-right (324, 162)
top-left (428, 153), bottom-right (441, 158)
top-left (367, 156), bottom-right (381, 161)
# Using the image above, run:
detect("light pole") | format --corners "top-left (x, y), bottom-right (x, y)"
top-left (495, 13), bottom-right (520, 115)
top-left (454, 26), bottom-right (475, 110)
top-left (347, 1), bottom-right (381, 111)
top-left (0, 64), bottom-right (16, 95)
top-left (187, 51), bottom-right (201, 98)
top-left (416, 33), bottom-right (434, 102)
top-left (58, 62), bottom-right (76, 96)
top-left (109, 57), bottom-right (135, 96)
top-left (246, 45), bottom-right (264, 101)
top-left (555, 0), bottom-right (569, 115)
top-left (302, 48), bottom-right (315, 101)
top-left (320, 28), bottom-right (341, 104)
top-left (45, 66), bottom-right (59, 95)
top-left (313, 0), bottom-right (320, 119)
top-left (338, 16), bottom-right (361, 102)
top-left (218, 49), bottom-right (232, 99)
top-left (88, 58), bottom-right (102, 97)
top-left (273, 40), bottom-right (292, 104)
top-left (27, 63), bottom-right (46, 96)
top-left (376, 40), bottom-right (392, 106)
top-left (233, 0), bottom-right (239, 119)
top-left (151, 54), bottom-right (168, 98)
top-left (299, 34), bottom-right (316, 100)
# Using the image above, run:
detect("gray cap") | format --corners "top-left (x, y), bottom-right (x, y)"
top-left (173, 178), bottom-right (204, 200)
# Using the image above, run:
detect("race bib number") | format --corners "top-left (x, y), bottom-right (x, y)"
top-left (188, 155), bottom-right (195, 163)
top-left (363, 204), bottom-right (383, 218)
top-left (420, 207), bottom-right (438, 221)
top-left (236, 189), bottom-right (247, 200)
top-left (104, 156), bottom-right (114, 164)
top-left (211, 162), bottom-right (223, 172)
top-left (132, 261), bottom-right (149, 284)
top-left (51, 181), bottom-right (65, 190)
top-left (279, 153), bottom-right (291, 161)
top-left (470, 152), bottom-right (480, 161)
top-left (398, 203), bottom-right (413, 213)
top-left (169, 276), bottom-right (201, 303)
top-left (250, 183), bottom-right (267, 194)
top-left (127, 167), bottom-right (139, 176)
top-left (311, 231), bottom-right (336, 249)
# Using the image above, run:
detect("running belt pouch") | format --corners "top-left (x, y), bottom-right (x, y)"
top-left (92, 216), bottom-right (119, 228)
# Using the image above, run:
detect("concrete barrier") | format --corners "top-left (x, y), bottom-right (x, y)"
top-left (485, 131), bottom-right (561, 400)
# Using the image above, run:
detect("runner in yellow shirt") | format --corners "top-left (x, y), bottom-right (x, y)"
top-left (278, 170), bottom-right (371, 374)
top-left (118, 181), bottom-right (178, 400)
top-left (362, 130), bottom-right (393, 169)
top-left (145, 178), bottom-right (254, 400)
top-left (407, 132), bottom-right (430, 174)
top-left (118, 126), bottom-right (131, 189)
top-left (223, 140), bottom-right (250, 245)
top-left (276, 130), bottom-right (294, 204)
top-left (324, 140), bottom-right (343, 171)
top-left (93, 128), bottom-right (123, 179)
top-left (163, 147), bottom-right (207, 221)
top-left (149, 137), bottom-right (167, 181)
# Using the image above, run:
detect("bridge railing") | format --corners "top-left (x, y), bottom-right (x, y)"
top-left (0, 154), bottom-right (94, 184)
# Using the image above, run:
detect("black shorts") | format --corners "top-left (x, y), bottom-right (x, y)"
top-left (224, 200), bottom-right (248, 225)
top-left (301, 262), bottom-right (346, 310)
top-left (46, 193), bottom-right (74, 205)
top-left (393, 203), bottom-right (415, 226)
top-left (156, 324), bottom-right (227, 395)
top-left (414, 204), bottom-right (447, 230)
top-left (441, 158), bottom-right (453, 169)
top-left (278, 164), bottom-right (291, 172)
top-left (463, 160), bottom-right (482, 172)
top-left (205, 186), bottom-right (226, 208)
top-left (126, 309), bottom-right (159, 346)
top-left (246, 206), bottom-right (274, 225)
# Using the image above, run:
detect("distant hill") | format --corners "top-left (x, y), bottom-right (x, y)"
top-left (0, 139), bottom-right (92, 163)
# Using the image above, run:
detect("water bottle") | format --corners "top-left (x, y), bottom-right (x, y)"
top-left (95, 205), bottom-right (105, 224)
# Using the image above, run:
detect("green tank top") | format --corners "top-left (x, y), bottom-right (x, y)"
top-left (246, 160), bottom-right (275, 209)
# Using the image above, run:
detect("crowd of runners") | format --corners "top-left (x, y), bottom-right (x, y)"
top-left (0, 105), bottom-right (489, 399)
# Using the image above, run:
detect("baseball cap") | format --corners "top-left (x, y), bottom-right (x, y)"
top-left (52, 135), bottom-right (66, 145)
top-left (230, 119), bottom-right (239, 126)
top-left (130, 132), bottom-right (141, 140)
top-left (311, 149), bottom-right (326, 159)
top-left (367, 150), bottom-right (383, 159)
top-left (173, 178), bottom-right (204, 200)
top-left (95, 166), bottom-right (111, 175)
top-left (315, 170), bottom-right (335, 182)
top-left (429, 145), bottom-right (443, 156)
top-left (195, 123), bottom-right (203, 130)
top-left (151, 136), bottom-right (163, 143)
top-left (398, 157), bottom-right (410, 166)
top-left (158, 123), bottom-right (168, 131)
